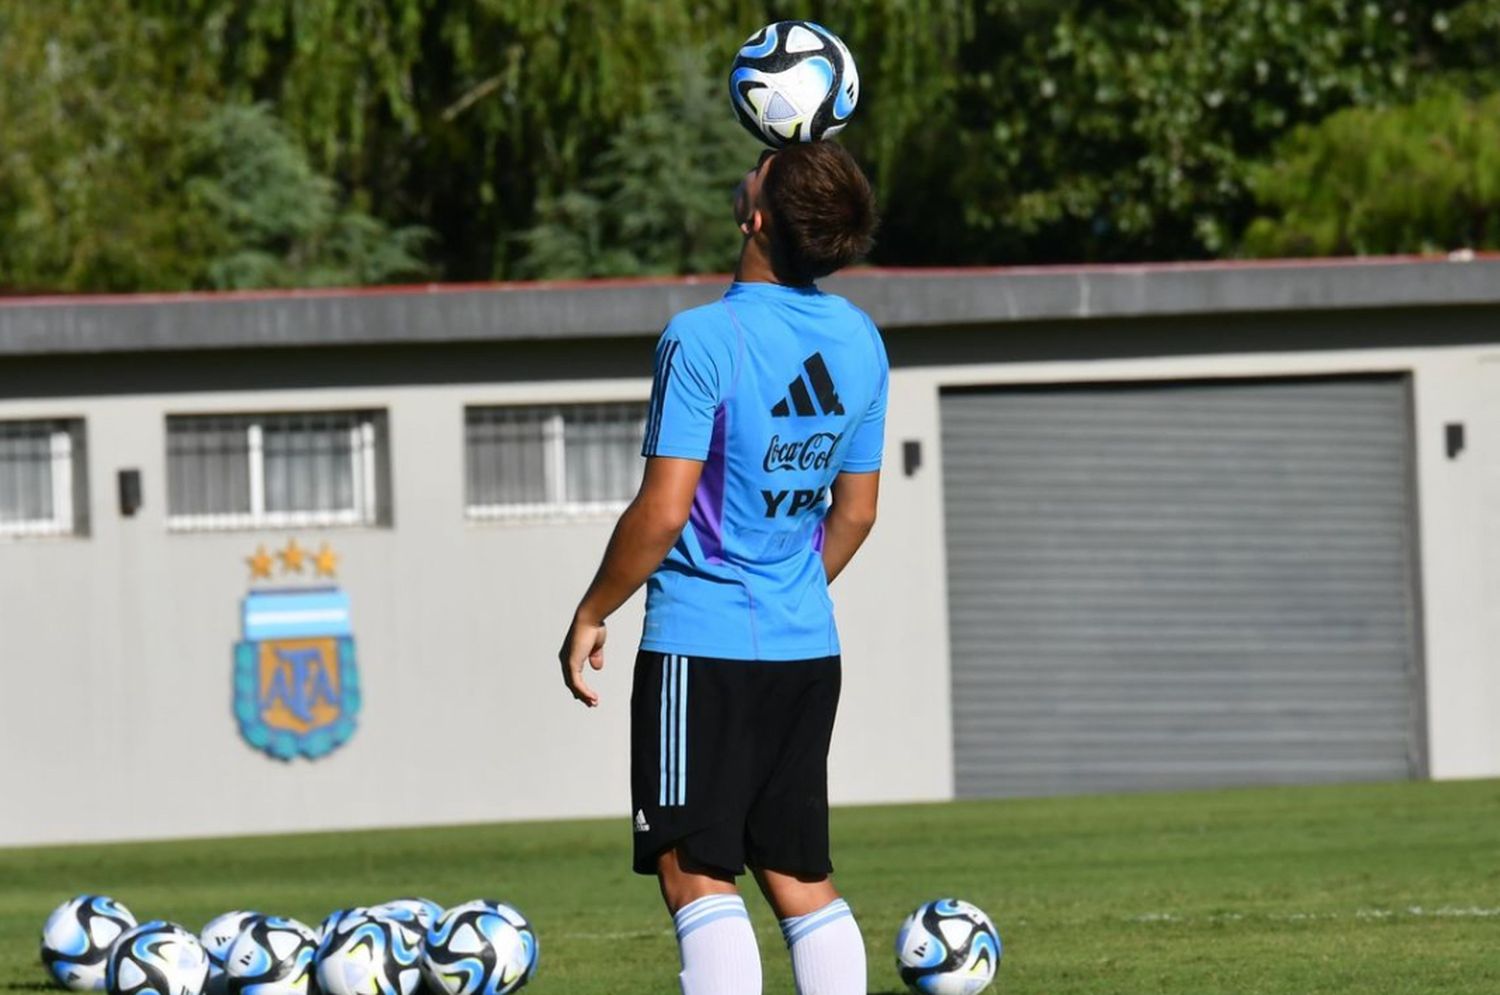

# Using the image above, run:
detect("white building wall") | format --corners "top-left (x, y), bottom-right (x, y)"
top-left (0, 375), bottom-right (953, 848)
top-left (3, 333), bottom-right (1499, 847)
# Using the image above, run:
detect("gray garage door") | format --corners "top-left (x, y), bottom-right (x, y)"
top-left (941, 376), bottom-right (1422, 797)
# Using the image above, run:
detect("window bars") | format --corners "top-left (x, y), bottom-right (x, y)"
top-left (0, 419), bottom-right (86, 538)
top-left (167, 411), bottom-right (385, 531)
top-left (466, 403), bottom-right (647, 521)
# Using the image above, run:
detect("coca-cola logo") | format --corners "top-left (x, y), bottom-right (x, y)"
top-left (763, 432), bottom-right (843, 473)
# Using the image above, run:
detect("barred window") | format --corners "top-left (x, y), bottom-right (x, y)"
top-left (0, 419), bottom-right (87, 538)
top-left (167, 411), bottom-right (388, 531)
top-left (466, 403), bottom-right (647, 520)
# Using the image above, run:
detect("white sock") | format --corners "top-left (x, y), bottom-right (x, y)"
top-left (779, 898), bottom-right (866, 995)
top-left (674, 894), bottom-right (762, 995)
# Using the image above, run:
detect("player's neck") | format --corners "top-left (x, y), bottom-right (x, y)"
top-left (734, 241), bottom-right (782, 286)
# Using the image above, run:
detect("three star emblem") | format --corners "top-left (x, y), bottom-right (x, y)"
top-left (247, 539), bottom-right (339, 580)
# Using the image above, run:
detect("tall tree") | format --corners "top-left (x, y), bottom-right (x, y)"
top-left (515, 50), bottom-right (763, 279)
top-left (1243, 89), bottom-right (1500, 257)
top-left (0, 2), bottom-right (426, 293)
top-left (0, 1), bottom-right (202, 291)
top-left (934, 0), bottom-right (1462, 264)
top-left (135, 1), bottom-right (967, 279)
top-left (180, 103), bottom-right (428, 288)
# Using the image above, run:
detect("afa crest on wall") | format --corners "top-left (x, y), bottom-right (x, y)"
top-left (235, 540), bottom-right (360, 761)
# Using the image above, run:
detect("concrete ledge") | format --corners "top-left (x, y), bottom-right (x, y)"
top-left (2, 257), bottom-right (1498, 356)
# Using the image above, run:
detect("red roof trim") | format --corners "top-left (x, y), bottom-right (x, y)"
top-left (1, 254), bottom-right (1494, 310)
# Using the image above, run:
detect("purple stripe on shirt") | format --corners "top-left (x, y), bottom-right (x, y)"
top-left (689, 403), bottom-right (728, 563)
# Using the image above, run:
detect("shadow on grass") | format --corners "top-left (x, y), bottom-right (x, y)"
top-left (3, 985), bottom-right (56, 993)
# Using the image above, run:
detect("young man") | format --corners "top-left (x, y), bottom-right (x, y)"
top-left (557, 140), bottom-right (886, 995)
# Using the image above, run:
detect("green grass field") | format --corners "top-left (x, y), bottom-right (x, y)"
top-left (4, 780), bottom-right (1499, 994)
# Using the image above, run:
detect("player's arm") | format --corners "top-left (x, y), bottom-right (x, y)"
top-left (559, 321), bottom-right (722, 706)
top-left (825, 322), bottom-right (888, 584)
top-left (822, 469), bottom-right (880, 584)
top-left (558, 456), bottom-right (703, 707)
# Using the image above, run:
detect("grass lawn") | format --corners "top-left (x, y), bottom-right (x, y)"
top-left (3, 779), bottom-right (1499, 994)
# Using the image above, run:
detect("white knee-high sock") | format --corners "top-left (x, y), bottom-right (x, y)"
top-left (779, 898), bottom-right (866, 995)
top-left (674, 894), bottom-right (762, 995)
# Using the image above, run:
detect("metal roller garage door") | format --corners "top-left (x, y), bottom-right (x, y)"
top-left (941, 376), bottom-right (1422, 797)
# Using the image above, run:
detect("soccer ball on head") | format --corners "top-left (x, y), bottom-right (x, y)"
top-left (894, 899), bottom-right (1002, 995)
top-left (314, 912), bottom-right (421, 995)
top-left (729, 20), bottom-right (859, 147)
top-left (41, 895), bottom-right (138, 991)
top-left (200, 912), bottom-right (261, 978)
top-left (105, 921), bottom-right (210, 995)
top-left (222, 916), bottom-right (316, 995)
top-left (420, 900), bottom-right (538, 995)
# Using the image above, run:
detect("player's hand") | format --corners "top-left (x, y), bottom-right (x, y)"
top-left (559, 612), bottom-right (607, 707)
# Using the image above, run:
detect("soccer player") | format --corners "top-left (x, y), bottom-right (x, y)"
top-left (557, 140), bottom-right (886, 995)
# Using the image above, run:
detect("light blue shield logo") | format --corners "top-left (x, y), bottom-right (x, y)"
top-left (234, 588), bottom-right (360, 761)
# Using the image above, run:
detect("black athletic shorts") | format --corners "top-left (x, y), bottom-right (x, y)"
top-left (630, 650), bottom-right (841, 877)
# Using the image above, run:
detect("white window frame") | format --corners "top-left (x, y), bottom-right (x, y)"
top-left (465, 403), bottom-right (647, 523)
top-left (0, 421), bottom-right (81, 539)
top-left (167, 413), bottom-right (383, 532)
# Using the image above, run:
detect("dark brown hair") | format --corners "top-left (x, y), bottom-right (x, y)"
top-left (761, 141), bottom-right (877, 285)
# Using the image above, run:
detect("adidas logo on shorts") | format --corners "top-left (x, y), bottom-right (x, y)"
top-left (634, 809), bottom-right (651, 833)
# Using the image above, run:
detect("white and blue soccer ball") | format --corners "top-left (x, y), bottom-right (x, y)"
top-left (199, 912), bottom-right (261, 979)
top-left (105, 921), bottom-right (210, 995)
top-left (894, 899), bottom-right (1002, 995)
top-left (729, 20), bottom-right (860, 148)
top-left (222, 916), bottom-right (316, 995)
top-left (420, 901), bottom-right (538, 995)
top-left (367, 900), bottom-right (443, 937)
top-left (41, 895), bottom-right (139, 991)
top-left (314, 909), bottom-right (366, 945)
top-left (314, 911), bottom-right (421, 995)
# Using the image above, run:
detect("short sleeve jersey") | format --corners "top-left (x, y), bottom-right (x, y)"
top-left (640, 281), bottom-right (889, 660)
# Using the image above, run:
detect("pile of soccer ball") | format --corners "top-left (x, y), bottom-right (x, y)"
top-left (42, 893), bottom-right (998, 995)
top-left (40, 896), bottom-right (539, 995)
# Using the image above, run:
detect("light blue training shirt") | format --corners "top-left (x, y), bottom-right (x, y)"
top-left (639, 280), bottom-right (889, 661)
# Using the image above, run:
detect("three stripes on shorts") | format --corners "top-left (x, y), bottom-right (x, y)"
top-left (659, 654), bottom-right (690, 807)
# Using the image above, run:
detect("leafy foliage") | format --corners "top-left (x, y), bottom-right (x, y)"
top-left (139, 0), bottom-right (964, 280)
top-left (180, 104), bottom-right (428, 289)
top-left (0, 3), bottom-right (425, 293)
top-left (938, 0), bottom-right (1471, 263)
top-left (516, 52), bottom-right (763, 279)
top-left (5, 1), bottom-right (1500, 291)
top-left (0, 1), bottom-right (199, 291)
top-left (1243, 89), bottom-right (1500, 257)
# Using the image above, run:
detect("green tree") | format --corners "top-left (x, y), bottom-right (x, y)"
top-left (0, 0), bottom-right (202, 291)
top-left (180, 103), bottom-right (428, 289)
top-left (516, 51), bottom-right (763, 279)
top-left (0, 3), bottom-right (425, 292)
top-left (13, 1), bottom-right (1500, 292)
top-left (1242, 89), bottom-right (1500, 257)
top-left (134, 0), bottom-right (966, 279)
top-left (931, 0), bottom-right (1469, 265)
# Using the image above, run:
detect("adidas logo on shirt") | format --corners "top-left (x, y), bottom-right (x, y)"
top-left (634, 809), bottom-right (651, 833)
top-left (771, 352), bottom-right (845, 418)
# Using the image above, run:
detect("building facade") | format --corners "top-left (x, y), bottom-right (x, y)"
top-left (2, 258), bottom-right (1498, 846)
